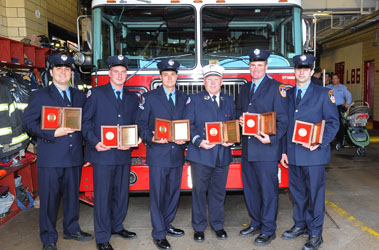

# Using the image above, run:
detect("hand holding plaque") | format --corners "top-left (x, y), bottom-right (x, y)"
top-left (205, 120), bottom-right (240, 144)
top-left (41, 106), bottom-right (82, 131)
top-left (242, 112), bottom-right (276, 135)
top-left (154, 118), bottom-right (190, 142)
top-left (101, 125), bottom-right (139, 148)
top-left (292, 120), bottom-right (325, 146)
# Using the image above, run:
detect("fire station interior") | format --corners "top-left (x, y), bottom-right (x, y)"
top-left (1, 0), bottom-right (379, 250)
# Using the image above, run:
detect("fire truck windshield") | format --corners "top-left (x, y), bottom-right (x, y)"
top-left (92, 5), bottom-right (196, 70)
top-left (201, 5), bottom-right (302, 68)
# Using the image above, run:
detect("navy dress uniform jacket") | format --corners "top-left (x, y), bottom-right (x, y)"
top-left (236, 75), bottom-right (288, 162)
top-left (137, 87), bottom-right (188, 167)
top-left (284, 82), bottom-right (339, 165)
top-left (82, 83), bottom-right (139, 164)
top-left (184, 90), bottom-right (236, 167)
top-left (23, 84), bottom-right (86, 167)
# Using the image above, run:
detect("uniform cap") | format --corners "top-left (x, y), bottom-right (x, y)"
top-left (157, 59), bottom-right (180, 73)
top-left (48, 54), bottom-right (75, 70)
top-left (202, 64), bottom-right (225, 77)
top-left (247, 49), bottom-right (270, 62)
top-left (293, 54), bottom-right (315, 68)
top-left (106, 55), bottom-right (129, 68)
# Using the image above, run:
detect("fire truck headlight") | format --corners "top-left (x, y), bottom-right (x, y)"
top-left (73, 52), bottom-right (92, 66)
top-left (129, 171), bottom-right (137, 185)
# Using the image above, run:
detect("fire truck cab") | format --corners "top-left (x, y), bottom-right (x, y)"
top-left (78, 0), bottom-right (309, 204)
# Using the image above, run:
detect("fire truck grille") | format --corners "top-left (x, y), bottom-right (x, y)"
top-left (151, 78), bottom-right (248, 101)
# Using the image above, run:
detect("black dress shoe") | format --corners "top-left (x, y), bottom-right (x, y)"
top-left (214, 229), bottom-right (227, 240)
top-left (302, 236), bottom-right (323, 250)
top-left (63, 230), bottom-right (93, 241)
top-left (254, 233), bottom-right (276, 246)
top-left (111, 229), bottom-right (137, 239)
top-left (193, 231), bottom-right (204, 242)
top-left (42, 244), bottom-right (57, 250)
top-left (153, 238), bottom-right (171, 250)
top-left (281, 225), bottom-right (308, 240)
top-left (167, 227), bottom-right (185, 237)
top-left (97, 242), bottom-right (114, 250)
top-left (239, 226), bottom-right (261, 237)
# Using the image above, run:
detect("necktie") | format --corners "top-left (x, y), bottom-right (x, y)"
top-left (296, 89), bottom-right (302, 106)
top-left (249, 83), bottom-right (256, 101)
top-left (62, 90), bottom-right (71, 107)
top-left (116, 90), bottom-right (122, 107)
top-left (212, 95), bottom-right (219, 109)
top-left (168, 93), bottom-right (175, 111)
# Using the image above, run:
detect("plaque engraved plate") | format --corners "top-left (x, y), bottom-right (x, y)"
top-left (223, 120), bottom-right (240, 143)
top-left (63, 107), bottom-right (82, 131)
top-left (101, 125), bottom-right (119, 148)
top-left (41, 106), bottom-right (61, 130)
top-left (242, 113), bottom-right (260, 135)
top-left (154, 118), bottom-right (172, 141)
top-left (120, 125), bottom-right (138, 147)
top-left (205, 122), bottom-right (223, 144)
top-left (172, 120), bottom-right (190, 141)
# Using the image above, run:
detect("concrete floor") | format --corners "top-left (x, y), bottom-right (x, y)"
top-left (1, 142), bottom-right (379, 250)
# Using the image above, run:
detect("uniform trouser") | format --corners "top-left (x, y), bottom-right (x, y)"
top-left (93, 163), bottom-right (130, 243)
top-left (190, 162), bottom-right (229, 232)
top-left (289, 164), bottom-right (325, 236)
top-left (38, 166), bottom-right (81, 245)
top-left (242, 159), bottom-right (278, 236)
top-left (149, 165), bottom-right (182, 239)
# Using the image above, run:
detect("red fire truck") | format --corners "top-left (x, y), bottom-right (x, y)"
top-left (76, 0), bottom-right (312, 205)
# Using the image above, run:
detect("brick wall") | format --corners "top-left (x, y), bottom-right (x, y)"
top-left (0, 0), bottom-right (77, 41)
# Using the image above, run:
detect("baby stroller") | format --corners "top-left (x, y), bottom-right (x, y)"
top-left (336, 101), bottom-right (370, 156)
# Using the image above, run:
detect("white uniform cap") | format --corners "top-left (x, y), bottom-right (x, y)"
top-left (202, 64), bottom-right (225, 77)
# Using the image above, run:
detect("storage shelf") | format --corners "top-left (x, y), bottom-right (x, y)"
top-left (0, 36), bottom-right (49, 69)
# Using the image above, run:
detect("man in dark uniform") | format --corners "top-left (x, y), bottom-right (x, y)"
top-left (23, 54), bottom-right (93, 250)
top-left (280, 54), bottom-right (339, 250)
top-left (137, 59), bottom-right (187, 250)
top-left (236, 49), bottom-right (288, 246)
top-left (82, 55), bottom-right (139, 250)
top-left (183, 64), bottom-right (236, 243)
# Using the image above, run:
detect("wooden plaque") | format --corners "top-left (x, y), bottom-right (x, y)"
top-left (41, 106), bottom-right (61, 130)
top-left (223, 120), bottom-right (240, 143)
top-left (120, 125), bottom-right (138, 147)
top-left (205, 122), bottom-right (223, 144)
top-left (101, 125), bottom-right (119, 148)
top-left (261, 112), bottom-right (276, 135)
top-left (154, 118), bottom-right (172, 141)
top-left (311, 120), bottom-right (325, 145)
top-left (292, 120), bottom-right (314, 146)
top-left (172, 120), bottom-right (190, 142)
top-left (62, 107), bottom-right (82, 131)
top-left (242, 113), bottom-right (260, 135)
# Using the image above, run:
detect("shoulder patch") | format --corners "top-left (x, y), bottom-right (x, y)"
top-left (138, 96), bottom-right (145, 109)
top-left (186, 96), bottom-right (191, 105)
top-left (279, 84), bottom-right (286, 98)
top-left (328, 90), bottom-right (336, 104)
top-left (86, 90), bottom-right (91, 98)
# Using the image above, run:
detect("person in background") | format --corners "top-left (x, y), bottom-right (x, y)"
top-left (311, 66), bottom-right (323, 86)
top-left (326, 73), bottom-right (352, 146)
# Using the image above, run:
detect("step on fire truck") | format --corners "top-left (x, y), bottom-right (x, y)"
top-left (75, 0), bottom-right (313, 205)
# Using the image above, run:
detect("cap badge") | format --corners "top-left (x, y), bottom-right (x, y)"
top-left (209, 64), bottom-right (215, 69)
top-left (254, 49), bottom-right (260, 55)
top-left (118, 55), bottom-right (124, 60)
top-left (168, 59), bottom-right (174, 66)
top-left (61, 55), bottom-right (67, 61)
top-left (300, 55), bottom-right (307, 61)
